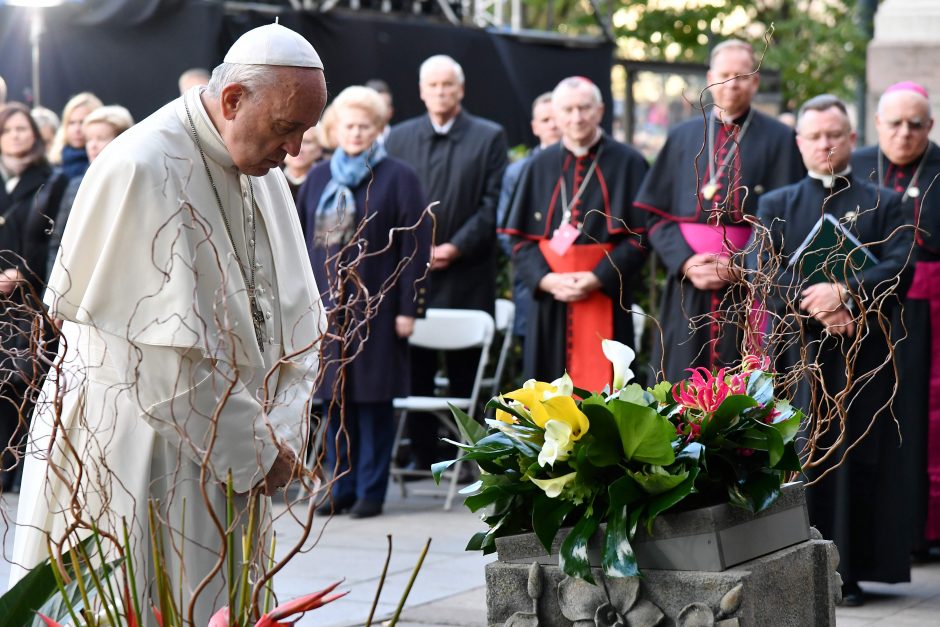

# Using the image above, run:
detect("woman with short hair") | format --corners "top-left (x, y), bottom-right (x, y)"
top-left (296, 86), bottom-right (430, 518)
top-left (44, 105), bottom-right (134, 280)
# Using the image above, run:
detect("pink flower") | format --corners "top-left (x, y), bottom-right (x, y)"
top-left (36, 615), bottom-right (63, 627)
top-left (207, 580), bottom-right (349, 627)
top-left (672, 368), bottom-right (734, 414)
top-left (741, 354), bottom-right (771, 373)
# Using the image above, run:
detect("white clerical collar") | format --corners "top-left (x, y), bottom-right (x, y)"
top-left (430, 116), bottom-right (457, 135)
top-left (184, 86), bottom-right (236, 170)
top-left (808, 166), bottom-right (852, 188)
top-left (562, 128), bottom-right (603, 158)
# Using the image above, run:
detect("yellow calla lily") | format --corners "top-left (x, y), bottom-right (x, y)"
top-left (495, 397), bottom-right (526, 424)
top-left (540, 394), bottom-right (590, 440)
top-left (504, 386), bottom-right (551, 427)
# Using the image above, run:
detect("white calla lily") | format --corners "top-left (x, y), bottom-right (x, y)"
top-left (531, 472), bottom-right (578, 498)
top-left (602, 339), bottom-right (636, 390)
top-left (549, 372), bottom-right (574, 398)
top-left (537, 419), bottom-right (575, 467)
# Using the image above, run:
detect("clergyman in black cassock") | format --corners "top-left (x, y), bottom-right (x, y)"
top-left (851, 81), bottom-right (940, 553)
top-left (753, 95), bottom-right (914, 598)
top-left (502, 131), bottom-right (648, 389)
top-left (634, 41), bottom-right (804, 382)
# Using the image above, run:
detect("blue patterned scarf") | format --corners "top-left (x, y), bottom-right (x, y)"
top-left (313, 142), bottom-right (386, 247)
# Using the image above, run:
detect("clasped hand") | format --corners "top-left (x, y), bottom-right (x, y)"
top-left (681, 253), bottom-right (739, 291)
top-left (800, 282), bottom-right (855, 337)
top-left (539, 271), bottom-right (601, 303)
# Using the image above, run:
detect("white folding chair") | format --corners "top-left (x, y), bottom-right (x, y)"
top-left (481, 298), bottom-right (515, 398)
top-left (391, 308), bottom-right (495, 510)
top-left (631, 302), bottom-right (646, 350)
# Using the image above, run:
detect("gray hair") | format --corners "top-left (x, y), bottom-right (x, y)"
top-left (205, 63), bottom-right (277, 99)
top-left (552, 77), bottom-right (602, 106)
top-left (709, 39), bottom-right (756, 72)
top-left (83, 105), bottom-right (135, 135)
top-left (796, 94), bottom-right (850, 130)
top-left (419, 55), bottom-right (464, 85)
top-left (0, 75), bottom-right (6, 104)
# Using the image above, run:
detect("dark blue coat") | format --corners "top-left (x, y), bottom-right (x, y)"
top-left (297, 156), bottom-right (431, 402)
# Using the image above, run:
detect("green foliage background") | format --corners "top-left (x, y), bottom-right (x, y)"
top-left (521, 0), bottom-right (870, 112)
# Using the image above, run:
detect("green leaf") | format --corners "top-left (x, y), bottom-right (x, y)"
top-left (33, 557), bottom-right (121, 626)
top-left (727, 471), bottom-right (782, 513)
top-left (675, 442), bottom-right (704, 465)
top-left (769, 409), bottom-right (802, 444)
top-left (643, 466), bottom-right (700, 532)
top-left (431, 459), bottom-right (459, 483)
top-left (606, 399), bottom-right (676, 465)
top-left (648, 380), bottom-right (673, 404)
top-left (559, 513), bottom-right (600, 584)
top-left (449, 403), bottom-right (487, 444)
top-left (603, 487), bottom-right (640, 578)
top-left (747, 371), bottom-right (775, 405)
top-left (754, 422), bottom-right (785, 467)
top-left (466, 531), bottom-right (489, 551)
top-left (773, 443), bottom-right (803, 472)
top-left (532, 494), bottom-right (576, 553)
top-left (608, 475), bottom-right (644, 506)
top-left (701, 395), bottom-right (758, 440)
top-left (627, 466), bottom-right (690, 495)
top-left (579, 407), bottom-right (622, 467)
top-left (0, 536), bottom-right (100, 627)
top-left (617, 383), bottom-right (647, 405)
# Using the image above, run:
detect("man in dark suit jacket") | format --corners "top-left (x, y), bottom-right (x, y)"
top-left (386, 54), bottom-right (508, 468)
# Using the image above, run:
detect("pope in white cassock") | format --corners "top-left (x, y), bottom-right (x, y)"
top-left (9, 23), bottom-right (328, 625)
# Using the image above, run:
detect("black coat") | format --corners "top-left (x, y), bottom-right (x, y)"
top-left (635, 109), bottom-right (804, 380)
top-left (852, 142), bottom-right (940, 549)
top-left (754, 174), bottom-right (914, 584)
top-left (386, 110), bottom-right (508, 315)
top-left (297, 156), bottom-right (431, 402)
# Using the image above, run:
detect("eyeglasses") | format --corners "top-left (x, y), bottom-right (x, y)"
top-left (799, 131), bottom-right (849, 143)
top-left (883, 118), bottom-right (929, 132)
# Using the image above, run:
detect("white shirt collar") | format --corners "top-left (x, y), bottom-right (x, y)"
top-left (808, 166), bottom-right (852, 188)
top-left (430, 116), bottom-right (457, 135)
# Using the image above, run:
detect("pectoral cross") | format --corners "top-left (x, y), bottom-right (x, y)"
top-left (250, 297), bottom-right (266, 353)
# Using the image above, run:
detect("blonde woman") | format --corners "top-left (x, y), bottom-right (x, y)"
top-left (297, 86), bottom-right (430, 518)
top-left (44, 105), bottom-right (133, 280)
top-left (47, 92), bottom-right (102, 179)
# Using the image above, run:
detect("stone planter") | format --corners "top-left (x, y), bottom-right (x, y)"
top-left (486, 483), bottom-right (841, 626)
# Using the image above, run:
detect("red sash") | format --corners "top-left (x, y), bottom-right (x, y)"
top-left (907, 260), bottom-right (940, 541)
top-left (539, 241), bottom-right (615, 391)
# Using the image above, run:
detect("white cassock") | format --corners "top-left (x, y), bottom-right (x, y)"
top-left (10, 87), bottom-right (324, 625)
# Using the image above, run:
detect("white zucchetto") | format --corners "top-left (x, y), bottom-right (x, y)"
top-left (224, 21), bottom-right (323, 69)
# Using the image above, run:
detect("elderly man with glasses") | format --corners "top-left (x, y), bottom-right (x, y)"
top-left (853, 81), bottom-right (940, 563)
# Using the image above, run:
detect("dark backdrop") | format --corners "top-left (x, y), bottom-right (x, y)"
top-left (0, 1), bottom-right (613, 146)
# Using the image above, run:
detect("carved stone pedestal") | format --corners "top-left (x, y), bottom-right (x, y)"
top-left (485, 486), bottom-right (840, 626)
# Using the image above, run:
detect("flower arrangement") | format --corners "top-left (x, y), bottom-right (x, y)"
top-left (433, 340), bottom-right (802, 583)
